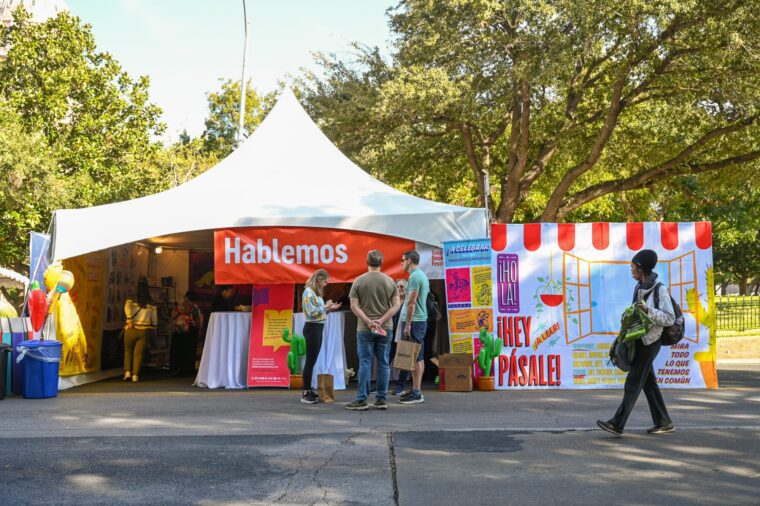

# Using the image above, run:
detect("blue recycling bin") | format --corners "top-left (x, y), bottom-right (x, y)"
top-left (16, 340), bottom-right (62, 399)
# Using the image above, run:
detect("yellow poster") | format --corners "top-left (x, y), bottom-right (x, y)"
top-left (448, 308), bottom-right (493, 334)
top-left (263, 309), bottom-right (293, 352)
top-left (451, 334), bottom-right (474, 354)
top-left (62, 253), bottom-right (106, 374)
top-left (471, 266), bottom-right (492, 307)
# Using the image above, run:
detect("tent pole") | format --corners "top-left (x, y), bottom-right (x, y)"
top-left (237, 0), bottom-right (250, 146)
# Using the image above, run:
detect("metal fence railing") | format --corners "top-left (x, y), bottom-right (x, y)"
top-left (715, 295), bottom-right (760, 332)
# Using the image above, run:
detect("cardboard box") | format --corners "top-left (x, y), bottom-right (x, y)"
top-left (434, 353), bottom-right (475, 392)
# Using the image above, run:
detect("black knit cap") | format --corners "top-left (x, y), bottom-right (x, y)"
top-left (632, 249), bottom-right (658, 273)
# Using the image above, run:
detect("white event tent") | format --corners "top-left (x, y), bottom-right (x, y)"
top-left (50, 89), bottom-right (487, 261)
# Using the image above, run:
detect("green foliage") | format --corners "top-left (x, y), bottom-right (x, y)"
top-left (651, 163), bottom-right (760, 292)
top-left (477, 327), bottom-right (502, 377)
top-left (201, 79), bottom-right (275, 157)
top-left (283, 328), bottom-right (306, 374)
top-left (0, 7), bottom-right (168, 270)
top-left (0, 7), bottom-right (165, 206)
top-left (0, 101), bottom-right (70, 270)
top-left (299, 0), bottom-right (760, 223)
top-left (150, 135), bottom-right (219, 191)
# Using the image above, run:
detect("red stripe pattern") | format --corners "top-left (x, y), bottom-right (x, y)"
top-left (558, 223), bottom-right (575, 251)
top-left (592, 222), bottom-right (609, 250)
top-left (695, 222), bottom-right (712, 249)
top-left (660, 222), bottom-right (679, 250)
top-left (524, 224), bottom-right (542, 251)
top-left (491, 223), bottom-right (506, 251)
top-left (626, 222), bottom-right (644, 250)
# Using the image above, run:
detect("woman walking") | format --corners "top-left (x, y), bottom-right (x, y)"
top-left (123, 278), bottom-right (157, 383)
top-left (301, 269), bottom-right (341, 404)
top-left (597, 249), bottom-right (675, 436)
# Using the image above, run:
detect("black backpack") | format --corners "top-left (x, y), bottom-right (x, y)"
top-left (426, 292), bottom-right (441, 321)
top-left (609, 339), bottom-right (634, 372)
top-left (652, 282), bottom-right (686, 346)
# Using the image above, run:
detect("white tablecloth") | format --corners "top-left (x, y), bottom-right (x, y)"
top-left (194, 312), bottom-right (250, 389)
top-left (194, 311), bottom-right (347, 390)
top-left (293, 311), bottom-right (348, 390)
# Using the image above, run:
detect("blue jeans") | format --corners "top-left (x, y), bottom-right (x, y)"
top-left (356, 329), bottom-right (392, 402)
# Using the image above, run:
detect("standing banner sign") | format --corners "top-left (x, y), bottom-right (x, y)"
top-left (489, 222), bottom-right (716, 389)
top-left (443, 223), bottom-right (716, 390)
top-left (215, 227), bottom-right (414, 284)
top-left (247, 284), bottom-right (295, 387)
top-left (442, 239), bottom-right (494, 378)
top-left (63, 253), bottom-right (106, 374)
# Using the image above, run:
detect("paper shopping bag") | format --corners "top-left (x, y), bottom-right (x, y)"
top-left (392, 340), bottom-right (420, 372)
top-left (318, 373), bottom-right (335, 403)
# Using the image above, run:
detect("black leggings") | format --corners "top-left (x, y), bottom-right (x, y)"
top-left (302, 322), bottom-right (324, 390)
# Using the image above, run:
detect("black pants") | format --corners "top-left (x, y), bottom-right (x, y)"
top-left (302, 322), bottom-right (324, 390)
top-left (171, 328), bottom-right (199, 374)
top-left (611, 339), bottom-right (672, 429)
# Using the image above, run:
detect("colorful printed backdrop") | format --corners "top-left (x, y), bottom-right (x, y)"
top-left (444, 222), bottom-right (716, 390)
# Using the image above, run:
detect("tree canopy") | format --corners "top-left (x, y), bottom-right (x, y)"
top-left (201, 79), bottom-right (275, 158)
top-left (0, 8), bottom-right (166, 205)
top-left (300, 0), bottom-right (760, 224)
top-left (0, 7), bottom-right (166, 269)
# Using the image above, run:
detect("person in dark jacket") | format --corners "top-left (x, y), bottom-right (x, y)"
top-left (170, 291), bottom-right (203, 376)
top-left (597, 249), bottom-right (676, 437)
top-left (210, 285), bottom-right (236, 313)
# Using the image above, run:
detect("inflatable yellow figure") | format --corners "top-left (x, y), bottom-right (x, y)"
top-left (44, 263), bottom-right (88, 375)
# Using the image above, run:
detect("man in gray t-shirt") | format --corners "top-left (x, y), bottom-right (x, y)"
top-left (345, 250), bottom-right (400, 411)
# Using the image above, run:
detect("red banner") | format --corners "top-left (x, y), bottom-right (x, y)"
top-left (215, 227), bottom-right (415, 284)
top-left (247, 284), bottom-right (294, 387)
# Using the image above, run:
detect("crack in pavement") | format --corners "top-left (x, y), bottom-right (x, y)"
top-left (309, 432), bottom-right (363, 506)
top-left (270, 444), bottom-right (310, 505)
top-left (387, 432), bottom-right (399, 506)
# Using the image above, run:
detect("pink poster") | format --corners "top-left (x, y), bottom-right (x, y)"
top-left (446, 268), bottom-right (472, 305)
top-left (247, 284), bottom-right (294, 387)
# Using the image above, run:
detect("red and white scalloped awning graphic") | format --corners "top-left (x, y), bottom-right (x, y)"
top-left (491, 222), bottom-right (712, 252)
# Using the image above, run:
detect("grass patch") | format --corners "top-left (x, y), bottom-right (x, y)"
top-left (717, 329), bottom-right (760, 339)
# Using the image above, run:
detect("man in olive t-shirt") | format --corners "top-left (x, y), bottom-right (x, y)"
top-left (345, 250), bottom-right (400, 411)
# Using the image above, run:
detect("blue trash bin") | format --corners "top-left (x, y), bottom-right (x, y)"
top-left (16, 340), bottom-right (62, 399)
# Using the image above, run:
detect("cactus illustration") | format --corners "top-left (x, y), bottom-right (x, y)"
top-left (686, 287), bottom-right (715, 330)
top-left (477, 327), bottom-right (503, 377)
top-left (283, 328), bottom-right (306, 374)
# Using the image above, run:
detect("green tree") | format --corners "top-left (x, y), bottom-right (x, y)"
top-left (660, 164), bottom-right (760, 295)
top-left (202, 79), bottom-right (275, 157)
top-left (0, 101), bottom-right (70, 272)
top-left (151, 135), bottom-right (219, 190)
top-left (0, 7), bottom-right (165, 205)
top-left (300, 0), bottom-right (760, 223)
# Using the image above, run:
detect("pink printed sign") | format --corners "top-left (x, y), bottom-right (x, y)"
top-left (446, 268), bottom-right (471, 305)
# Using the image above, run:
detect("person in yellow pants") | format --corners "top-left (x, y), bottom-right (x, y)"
top-left (123, 279), bottom-right (157, 382)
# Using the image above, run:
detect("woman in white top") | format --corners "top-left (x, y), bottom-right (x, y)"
top-left (123, 279), bottom-right (157, 382)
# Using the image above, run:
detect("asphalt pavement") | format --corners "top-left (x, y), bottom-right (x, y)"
top-left (1, 364), bottom-right (758, 505)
